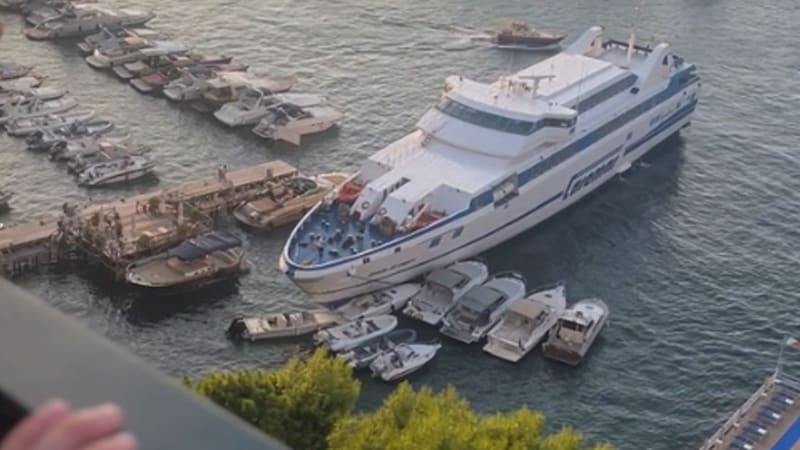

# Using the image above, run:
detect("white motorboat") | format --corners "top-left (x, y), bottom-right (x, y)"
top-left (0, 63), bottom-right (32, 81)
top-left (369, 342), bottom-right (441, 381)
top-left (28, 121), bottom-right (116, 153)
top-left (6, 109), bottom-right (95, 136)
top-left (338, 329), bottom-right (417, 369)
top-left (0, 87), bottom-right (66, 108)
top-left (25, 4), bottom-right (154, 40)
top-left (440, 272), bottom-right (527, 344)
top-left (200, 72), bottom-right (296, 108)
top-left (78, 26), bottom-right (166, 55)
top-left (77, 155), bottom-right (155, 187)
top-left (225, 310), bottom-right (340, 342)
top-left (0, 76), bottom-right (42, 91)
top-left (333, 282), bottom-right (422, 321)
top-left (214, 89), bottom-right (324, 127)
top-left (86, 40), bottom-right (185, 70)
top-left (162, 68), bottom-right (219, 101)
top-left (50, 134), bottom-right (130, 161)
top-left (312, 314), bottom-right (398, 353)
top-left (110, 45), bottom-right (198, 80)
top-left (66, 142), bottom-right (147, 174)
top-left (280, 27), bottom-right (701, 304)
top-left (542, 298), bottom-right (609, 366)
top-left (483, 283), bottom-right (567, 362)
top-left (403, 260), bottom-right (489, 325)
top-left (0, 97), bottom-right (78, 125)
top-left (251, 104), bottom-right (342, 145)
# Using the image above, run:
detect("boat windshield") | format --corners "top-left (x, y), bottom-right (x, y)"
top-left (560, 320), bottom-right (585, 333)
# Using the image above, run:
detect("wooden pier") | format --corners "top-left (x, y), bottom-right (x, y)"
top-left (0, 160), bottom-right (298, 278)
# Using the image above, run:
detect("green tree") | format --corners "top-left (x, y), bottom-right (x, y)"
top-left (186, 349), bottom-right (360, 450)
top-left (327, 383), bottom-right (613, 450)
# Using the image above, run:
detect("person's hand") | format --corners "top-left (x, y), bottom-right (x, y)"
top-left (0, 400), bottom-right (137, 450)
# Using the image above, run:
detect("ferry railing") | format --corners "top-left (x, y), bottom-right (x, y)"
top-left (0, 279), bottom-right (290, 450)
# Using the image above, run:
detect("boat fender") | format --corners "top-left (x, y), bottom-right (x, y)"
top-left (361, 201), bottom-right (370, 210)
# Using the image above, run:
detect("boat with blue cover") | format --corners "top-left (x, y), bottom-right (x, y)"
top-left (125, 231), bottom-right (245, 292)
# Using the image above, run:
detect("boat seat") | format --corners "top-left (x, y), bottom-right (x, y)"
top-left (731, 436), bottom-right (754, 450)
top-left (743, 422), bottom-right (766, 436)
top-left (757, 409), bottom-right (779, 424)
top-left (774, 391), bottom-right (795, 404)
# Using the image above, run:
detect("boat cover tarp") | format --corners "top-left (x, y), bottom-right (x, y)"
top-left (169, 231), bottom-right (241, 261)
top-left (461, 286), bottom-right (504, 312)
top-left (427, 269), bottom-right (466, 290)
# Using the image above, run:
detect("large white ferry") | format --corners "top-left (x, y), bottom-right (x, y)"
top-left (280, 26), bottom-right (701, 304)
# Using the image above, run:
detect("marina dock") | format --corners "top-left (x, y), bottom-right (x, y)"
top-left (0, 160), bottom-right (298, 278)
top-left (700, 371), bottom-right (800, 450)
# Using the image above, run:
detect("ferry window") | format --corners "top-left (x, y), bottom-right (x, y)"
top-left (429, 236), bottom-right (441, 248)
top-left (394, 247), bottom-right (402, 253)
top-left (452, 227), bottom-right (463, 239)
top-left (362, 257), bottom-right (370, 264)
top-left (436, 98), bottom-right (537, 136)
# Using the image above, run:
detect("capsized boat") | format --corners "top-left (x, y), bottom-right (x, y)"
top-left (0, 63), bottom-right (32, 81)
top-left (226, 310), bottom-right (340, 342)
top-left (77, 154), bottom-right (155, 187)
top-left (403, 260), bottom-right (490, 325)
top-left (251, 104), bottom-right (342, 145)
top-left (491, 20), bottom-right (566, 50)
top-left (541, 298), bottom-right (609, 366)
top-left (6, 109), bottom-right (95, 136)
top-left (232, 173), bottom-right (347, 231)
top-left (483, 283), bottom-right (567, 362)
top-left (214, 89), bottom-right (323, 127)
top-left (0, 96), bottom-right (78, 125)
top-left (440, 272), bottom-right (527, 344)
top-left (337, 329), bottom-right (417, 369)
top-left (312, 315), bottom-right (398, 353)
top-left (369, 342), bottom-right (441, 381)
top-left (25, 4), bottom-right (154, 40)
top-left (125, 231), bottom-right (245, 292)
top-left (333, 283), bottom-right (422, 322)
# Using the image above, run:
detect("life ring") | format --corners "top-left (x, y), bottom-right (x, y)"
top-left (361, 201), bottom-right (370, 210)
top-left (379, 207), bottom-right (387, 215)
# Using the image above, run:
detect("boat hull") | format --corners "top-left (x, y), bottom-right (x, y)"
top-left (126, 264), bottom-right (242, 294)
top-left (80, 166), bottom-right (154, 187)
top-left (281, 82), bottom-right (699, 304)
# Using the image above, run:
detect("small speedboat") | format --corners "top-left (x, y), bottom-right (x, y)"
top-left (6, 109), bottom-right (95, 136)
top-left (78, 26), bottom-right (166, 55)
top-left (440, 272), bottom-right (527, 344)
top-left (542, 298), bottom-right (609, 366)
top-left (251, 104), bottom-right (342, 145)
top-left (65, 141), bottom-right (146, 174)
top-left (77, 155), bottom-right (155, 187)
top-left (225, 310), bottom-right (340, 342)
top-left (483, 283), bottom-right (567, 362)
top-left (201, 72), bottom-right (296, 110)
top-left (369, 342), bottom-right (441, 382)
top-left (0, 63), bottom-right (32, 81)
top-left (0, 97), bottom-right (78, 125)
top-left (333, 283), bottom-right (422, 321)
top-left (313, 315), bottom-right (398, 353)
top-left (338, 329), bottom-right (417, 369)
top-left (214, 89), bottom-right (324, 128)
top-left (403, 260), bottom-right (490, 325)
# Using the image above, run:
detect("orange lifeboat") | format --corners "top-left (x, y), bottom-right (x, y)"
top-left (337, 181), bottom-right (363, 204)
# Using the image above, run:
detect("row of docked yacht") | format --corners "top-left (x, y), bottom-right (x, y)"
top-left (0, 75), bottom-right (156, 187)
top-left (21, 1), bottom-right (154, 40)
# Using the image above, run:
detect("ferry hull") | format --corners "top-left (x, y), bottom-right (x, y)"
top-left (282, 92), bottom-right (698, 304)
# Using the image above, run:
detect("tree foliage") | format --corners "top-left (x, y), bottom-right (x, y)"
top-left (186, 349), bottom-right (360, 450)
top-left (327, 383), bottom-right (613, 450)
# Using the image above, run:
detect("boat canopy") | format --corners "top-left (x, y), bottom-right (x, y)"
top-left (428, 269), bottom-right (467, 290)
top-left (508, 300), bottom-right (544, 319)
top-left (461, 286), bottom-right (504, 312)
top-left (169, 231), bottom-right (241, 261)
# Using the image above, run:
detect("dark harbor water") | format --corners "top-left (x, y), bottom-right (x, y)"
top-left (3, 0), bottom-right (800, 448)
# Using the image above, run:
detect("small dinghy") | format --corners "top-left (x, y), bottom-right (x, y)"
top-left (27, 121), bottom-right (116, 152)
top-left (0, 97), bottom-right (78, 125)
top-left (369, 342), bottom-right (441, 382)
top-left (333, 283), bottom-right (422, 322)
top-left (542, 298), bottom-right (609, 366)
top-left (0, 87), bottom-right (66, 108)
top-left (6, 109), bottom-right (95, 136)
top-left (0, 76), bottom-right (42, 91)
top-left (483, 283), bottom-right (567, 362)
top-left (403, 260), bottom-right (490, 325)
top-left (0, 63), bottom-right (32, 81)
top-left (226, 309), bottom-right (340, 342)
top-left (313, 315), bottom-right (398, 353)
top-left (338, 329), bottom-right (417, 369)
top-left (77, 155), bottom-right (155, 187)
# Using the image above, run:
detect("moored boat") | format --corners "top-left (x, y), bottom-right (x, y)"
top-left (402, 260), bottom-right (490, 325)
top-left (313, 315), bottom-right (398, 353)
top-left (337, 329), bottom-right (417, 369)
top-left (65, 141), bottom-right (146, 174)
top-left (0, 86), bottom-right (66, 108)
top-left (198, 72), bottom-right (295, 111)
top-left (0, 96), bottom-right (78, 125)
top-left (232, 173), bottom-right (347, 231)
top-left (483, 283), bottom-right (567, 362)
top-left (77, 154), bottom-right (155, 187)
top-left (440, 272), bottom-right (527, 344)
top-left (214, 89), bottom-right (323, 127)
top-left (27, 120), bottom-right (116, 152)
top-left (24, 5), bottom-right (154, 40)
top-left (541, 298), bottom-right (609, 366)
top-left (251, 104), bottom-right (342, 145)
top-left (78, 26), bottom-right (166, 55)
top-left (0, 76), bottom-right (42, 91)
top-left (0, 63), bottom-right (32, 81)
top-left (333, 283), bottom-right (422, 321)
top-left (6, 109), bottom-right (95, 136)
top-left (491, 20), bottom-right (566, 50)
top-left (369, 342), bottom-right (441, 381)
top-left (225, 309), bottom-right (340, 342)
top-left (86, 39), bottom-right (183, 70)
top-left (125, 231), bottom-right (245, 292)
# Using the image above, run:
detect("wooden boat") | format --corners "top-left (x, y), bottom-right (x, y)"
top-left (232, 173), bottom-right (346, 231)
top-left (125, 231), bottom-right (245, 292)
top-left (542, 298), bottom-right (609, 366)
top-left (492, 20), bottom-right (566, 50)
top-left (226, 310), bottom-right (340, 342)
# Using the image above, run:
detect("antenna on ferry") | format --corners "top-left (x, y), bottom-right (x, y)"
top-left (625, 0), bottom-right (645, 68)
